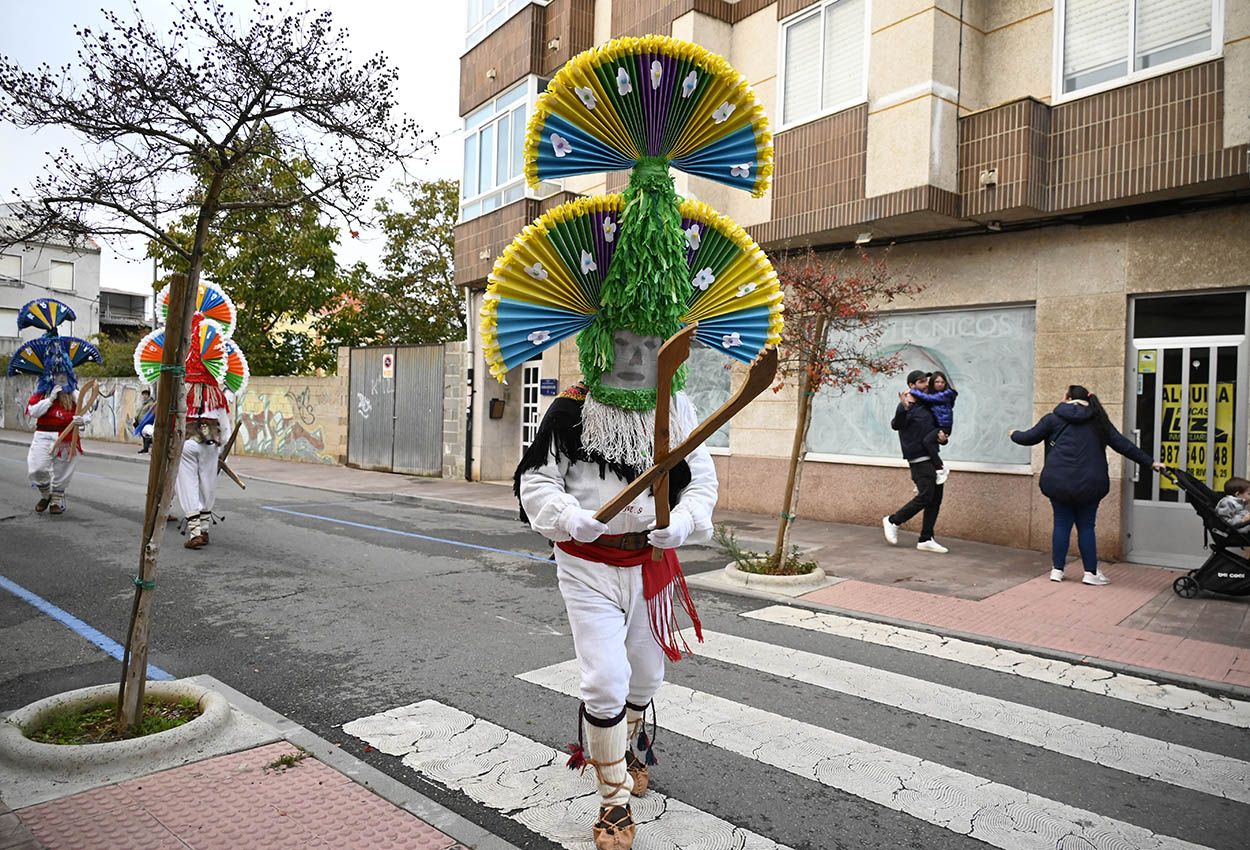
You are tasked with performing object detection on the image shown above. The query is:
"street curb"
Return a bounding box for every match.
[695,585,1250,702]
[185,675,523,850]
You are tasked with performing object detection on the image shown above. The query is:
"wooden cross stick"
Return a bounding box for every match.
[650,325,698,560]
[594,344,779,524]
[217,421,246,490]
[49,379,100,455]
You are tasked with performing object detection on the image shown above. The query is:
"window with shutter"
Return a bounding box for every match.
[1059,0,1220,98]
[781,0,868,128]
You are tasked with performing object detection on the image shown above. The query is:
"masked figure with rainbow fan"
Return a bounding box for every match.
[484,36,781,849]
[134,282,249,549]
[6,299,103,515]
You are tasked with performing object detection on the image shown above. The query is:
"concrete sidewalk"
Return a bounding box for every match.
[0,676,516,850]
[4,428,1248,695]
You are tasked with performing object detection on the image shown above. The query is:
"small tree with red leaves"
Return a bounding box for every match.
[768,248,920,567]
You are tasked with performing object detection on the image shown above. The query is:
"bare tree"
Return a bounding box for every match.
[770,249,919,566]
[0,0,430,731]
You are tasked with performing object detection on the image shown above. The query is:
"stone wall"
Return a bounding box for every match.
[442,341,468,480]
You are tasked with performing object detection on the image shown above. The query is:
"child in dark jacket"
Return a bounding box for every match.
[908,371,958,485]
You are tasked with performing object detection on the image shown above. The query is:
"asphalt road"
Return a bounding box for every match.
[2,442,1247,850]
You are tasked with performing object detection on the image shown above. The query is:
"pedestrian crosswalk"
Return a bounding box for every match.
[342,603,1250,850]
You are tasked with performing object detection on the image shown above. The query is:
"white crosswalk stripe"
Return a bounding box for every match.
[691,629,1250,803]
[519,660,1214,850]
[742,605,1250,728]
[342,699,792,850]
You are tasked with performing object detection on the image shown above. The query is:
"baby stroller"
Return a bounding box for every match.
[1166,468,1250,598]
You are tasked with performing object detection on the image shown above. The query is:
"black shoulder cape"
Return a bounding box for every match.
[512,386,692,524]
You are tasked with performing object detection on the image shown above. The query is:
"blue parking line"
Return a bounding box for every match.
[0,574,174,681]
[261,504,552,563]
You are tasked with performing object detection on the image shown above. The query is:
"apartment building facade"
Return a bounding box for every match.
[455,0,1250,566]
[1,211,102,358]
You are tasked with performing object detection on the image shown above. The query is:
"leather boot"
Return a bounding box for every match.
[592,804,635,850]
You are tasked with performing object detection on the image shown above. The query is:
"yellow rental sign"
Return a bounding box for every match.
[1159,382,1234,491]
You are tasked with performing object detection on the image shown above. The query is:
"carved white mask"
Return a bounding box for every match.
[599,329,661,391]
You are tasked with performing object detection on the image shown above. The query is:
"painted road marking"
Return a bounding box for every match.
[693,630,1248,803]
[742,605,1250,729]
[520,660,1213,850]
[0,574,173,681]
[342,699,791,850]
[261,505,551,563]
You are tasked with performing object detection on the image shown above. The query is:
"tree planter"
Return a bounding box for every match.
[0,682,228,776]
[723,562,827,590]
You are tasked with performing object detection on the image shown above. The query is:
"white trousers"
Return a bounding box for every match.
[556,550,666,721]
[27,431,78,496]
[176,439,220,518]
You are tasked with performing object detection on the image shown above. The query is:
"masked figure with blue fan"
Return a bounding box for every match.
[485,36,781,850]
[6,299,103,514]
[135,281,248,549]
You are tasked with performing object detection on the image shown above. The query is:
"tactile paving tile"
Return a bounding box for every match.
[17,741,461,850]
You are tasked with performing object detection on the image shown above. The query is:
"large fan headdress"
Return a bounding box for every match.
[526,35,772,196]
[486,36,780,410]
[481,194,781,375]
[135,280,246,414]
[6,299,100,394]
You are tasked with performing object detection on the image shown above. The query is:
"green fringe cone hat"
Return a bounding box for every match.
[479,35,783,410]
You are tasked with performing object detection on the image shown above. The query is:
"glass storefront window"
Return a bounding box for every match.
[808,307,1036,465]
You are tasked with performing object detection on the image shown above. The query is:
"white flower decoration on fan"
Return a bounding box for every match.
[730,162,753,178]
[580,250,597,274]
[524,262,548,280]
[712,102,736,123]
[575,86,597,110]
[685,223,701,250]
[550,133,573,158]
[736,282,757,297]
[601,218,617,242]
[528,330,551,345]
[650,60,663,90]
[616,67,632,95]
[722,332,742,349]
[692,267,715,291]
[682,71,698,98]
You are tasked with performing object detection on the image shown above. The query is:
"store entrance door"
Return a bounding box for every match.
[1126,292,1248,567]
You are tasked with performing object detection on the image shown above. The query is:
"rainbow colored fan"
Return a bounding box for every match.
[133,319,228,385]
[481,194,782,379]
[222,340,250,395]
[526,35,772,196]
[7,336,101,376]
[17,298,76,333]
[157,282,237,337]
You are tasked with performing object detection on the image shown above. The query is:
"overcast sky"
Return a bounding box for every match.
[0,0,465,295]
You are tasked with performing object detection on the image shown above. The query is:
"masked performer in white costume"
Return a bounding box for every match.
[483,36,781,849]
[135,283,249,549]
[7,300,103,515]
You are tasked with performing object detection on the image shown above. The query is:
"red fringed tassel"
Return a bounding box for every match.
[645,553,703,662]
[565,742,587,770]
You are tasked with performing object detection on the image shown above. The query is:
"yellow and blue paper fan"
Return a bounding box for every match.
[157,281,238,338]
[17,298,76,334]
[7,336,101,377]
[526,36,773,197]
[480,195,782,379]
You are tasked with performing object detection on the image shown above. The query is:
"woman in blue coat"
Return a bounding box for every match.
[1011,385,1165,585]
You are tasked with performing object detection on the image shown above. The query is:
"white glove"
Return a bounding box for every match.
[51,384,65,398]
[564,507,608,543]
[73,412,92,427]
[648,511,694,550]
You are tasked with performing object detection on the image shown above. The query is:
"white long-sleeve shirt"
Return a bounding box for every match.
[519,392,718,544]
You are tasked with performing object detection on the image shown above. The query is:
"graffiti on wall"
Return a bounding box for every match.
[0,375,346,465]
[235,382,341,464]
